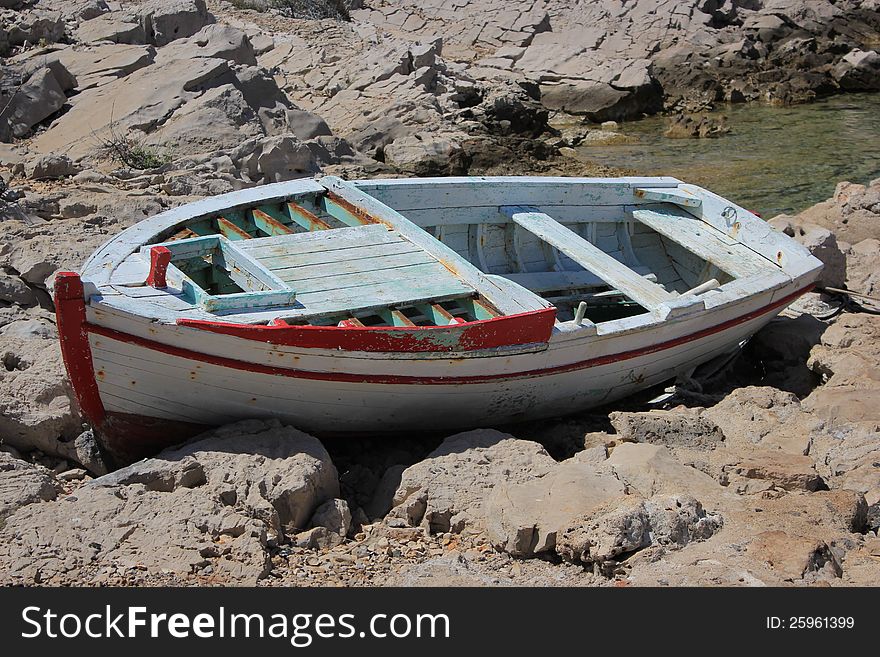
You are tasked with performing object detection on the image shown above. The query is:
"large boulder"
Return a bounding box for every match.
[0,420,339,585]
[0,336,84,462]
[235,135,320,183]
[24,154,81,180]
[832,49,880,91]
[375,429,557,533]
[556,493,722,570]
[1,65,72,140]
[0,453,60,521]
[485,455,627,556]
[141,0,213,47]
[769,218,846,288]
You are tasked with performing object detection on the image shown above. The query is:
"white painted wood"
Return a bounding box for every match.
[504,208,676,310]
[631,205,770,280]
[320,176,551,315]
[633,187,702,207]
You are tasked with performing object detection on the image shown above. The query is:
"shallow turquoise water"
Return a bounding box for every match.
[576,93,880,217]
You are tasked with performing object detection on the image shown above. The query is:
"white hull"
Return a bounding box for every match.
[53,176,822,464]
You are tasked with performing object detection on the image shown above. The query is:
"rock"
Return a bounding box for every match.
[702,386,813,454]
[769,219,846,288]
[97,419,339,533]
[747,531,842,581]
[832,49,880,91]
[235,135,319,183]
[485,458,627,556]
[0,319,57,339]
[285,109,333,140]
[725,449,824,492]
[162,24,256,65]
[2,67,68,140]
[379,429,557,534]
[608,409,724,450]
[867,502,880,534]
[57,468,88,482]
[385,551,510,587]
[0,337,83,463]
[0,420,340,585]
[292,526,338,550]
[746,314,826,399]
[845,238,880,298]
[769,490,868,534]
[53,44,156,90]
[556,494,722,569]
[24,154,81,180]
[0,453,60,520]
[75,12,147,45]
[142,0,213,47]
[29,56,234,159]
[310,498,352,538]
[778,179,880,245]
[0,272,35,306]
[664,113,730,139]
[605,443,725,503]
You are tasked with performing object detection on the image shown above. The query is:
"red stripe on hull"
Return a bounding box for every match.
[54,272,107,428]
[176,307,557,352]
[87,285,813,386]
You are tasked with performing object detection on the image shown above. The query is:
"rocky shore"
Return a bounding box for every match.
[1,1,879,586]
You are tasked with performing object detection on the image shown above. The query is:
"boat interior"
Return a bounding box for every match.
[123,177,777,328]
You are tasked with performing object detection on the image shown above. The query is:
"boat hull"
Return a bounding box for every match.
[63,276,812,465]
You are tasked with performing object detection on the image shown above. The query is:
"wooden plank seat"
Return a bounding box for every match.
[630,205,772,280]
[237,223,477,320]
[501,206,676,310]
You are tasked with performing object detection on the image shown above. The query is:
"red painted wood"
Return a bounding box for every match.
[146,245,171,288]
[54,272,107,428]
[176,307,558,353]
[86,285,813,386]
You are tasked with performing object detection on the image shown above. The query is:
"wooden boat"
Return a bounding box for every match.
[55,176,822,465]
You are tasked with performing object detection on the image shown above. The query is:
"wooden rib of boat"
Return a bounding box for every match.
[54,176,822,465]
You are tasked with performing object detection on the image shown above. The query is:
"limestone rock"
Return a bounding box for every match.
[724,449,824,492]
[0,453,60,520]
[380,429,557,534]
[605,443,725,503]
[0,272,35,306]
[845,238,880,299]
[769,219,846,288]
[75,12,147,45]
[747,531,842,581]
[0,337,83,462]
[2,66,69,139]
[556,494,722,568]
[702,386,813,454]
[609,409,724,450]
[485,459,627,556]
[142,0,213,47]
[235,135,319,183]
[310,498,352,538]
[832,49,880,91]
[0,420,339,585]
[24,154,81,180]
